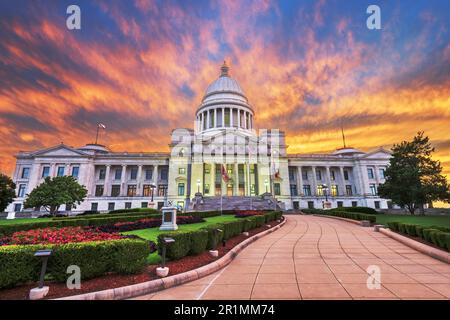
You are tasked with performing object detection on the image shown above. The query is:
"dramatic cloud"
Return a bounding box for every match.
[0,0,449,183]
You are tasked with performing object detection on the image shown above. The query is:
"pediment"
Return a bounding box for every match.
[32,144,88,157]
[361,148,391,159]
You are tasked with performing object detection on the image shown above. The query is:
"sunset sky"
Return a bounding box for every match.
[0,0,449,179]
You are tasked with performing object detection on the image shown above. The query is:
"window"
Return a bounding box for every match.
[379,168,385,179]
[367,168,374,179]
[302,170,308,180]
[98,168,106,180]
[178,168,186,175]
[293,201,299,210]
[14,203,22,212]
[114,168,122,180]
[177,201,184,209]
[352,201,358,207]
[145,169,152,180]
[374,201,380,209]
[330,170,336,181]
[178,183,185,196]
[224,108,230,126]
[108,202,115,211]
[369,184,377,195]
[160,167,168,180]
[95,185,104,197]
[303,185,311,196]
[337,201,343,208]
[158,185,168,196]
[204,184,210,194]
[21,168,30,179]
[345,185,353,196]
[250,184,256,195]
[57,166,65,177]
[18,184,26,197]
[157,202,164,210]
[71,166,79,179]
[42,166,50,178]
[66,204,72,211]
[127,185,137,197]
[316,170,322,180]
[130,168,138,180]
[91,203,98,211]
[290,184,298,196]
[344,170,349,180]
[141,202,148,208]
[274,183,281,196]
[111,185,120,197]
[125,202,132,209]
[307,201,314,209]
[331,185,338,196]
[288,168,296,181]
[316,185,324,196]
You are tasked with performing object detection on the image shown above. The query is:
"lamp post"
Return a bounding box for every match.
[157,237,175,277]
[322,184,329,201]
[150,183,156,202]
[29,249,52,300]
[264,179,268,193]
[197,179,201,193]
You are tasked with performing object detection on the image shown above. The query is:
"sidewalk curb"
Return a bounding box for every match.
[379,228,450,264]
[56,217,287,300]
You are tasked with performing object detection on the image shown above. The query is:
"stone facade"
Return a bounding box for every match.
[6,62,392,214]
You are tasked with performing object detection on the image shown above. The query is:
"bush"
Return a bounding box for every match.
[404,224,418,237]
[0,239,151,288]
[387,221,399,231]
[253,215,266,227]
[201,224,225,250]
[221,220,244,240]
[332,207,379,214]
[415,225,425,238]
[189,230,208,255]
[242,218,257,232]
[108,208,160,215]
[157,232,191,260]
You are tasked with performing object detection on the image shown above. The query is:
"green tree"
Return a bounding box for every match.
[0,173,16,212]
[378,132,450,215]
[24,176,87,215]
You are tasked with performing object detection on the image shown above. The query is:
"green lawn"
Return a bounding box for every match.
[376,214,450,227]
[123,215,239,264]
[0,218,53,225]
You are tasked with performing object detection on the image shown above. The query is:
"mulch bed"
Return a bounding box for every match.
[0,218,284,300]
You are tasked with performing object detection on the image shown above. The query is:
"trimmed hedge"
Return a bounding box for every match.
[0,239,151,289]
[0,213,162,236]
[158,211,283,260]
[302,209,376,223]
[387,221,450,252]
[330,206,379,215]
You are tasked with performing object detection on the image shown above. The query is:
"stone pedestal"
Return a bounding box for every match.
[374,224,384,231]
[6,212,16,220]
[159,206,178,231]
[29,286,49,300]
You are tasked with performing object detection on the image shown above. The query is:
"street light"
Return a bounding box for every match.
[34,249,52,289]
[161,237,175,269]
[322,184,329,201]
[197,179,201,193]
[150,183,156,202]
[264,179,268,193]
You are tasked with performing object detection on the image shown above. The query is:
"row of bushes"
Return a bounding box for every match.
[302,209,376,223]
[0,213,162,236]
[330,206,379,215]
[53,208,161,219]
[0,238,151,289]
[157,211,282,260]
[386,222,450,252]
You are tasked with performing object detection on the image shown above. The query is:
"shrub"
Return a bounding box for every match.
[422,228,438,243]
[404,224,418,237]
[157,232,191,260]
[415,225,425,238]
[221,220,244,240]
[253,215,266,227]
[387,222,399,231]
[332,207,379,214]
[189,230,208,255]
[201,224,225,250]
[0,239,151,288]
[242,218,257,232]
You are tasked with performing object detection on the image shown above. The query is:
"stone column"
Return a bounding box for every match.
[244,112,247,129]
[230,108,234,127]
[339,166,346,196]
[237,109,241,127]
[297,166,303,196]
[222,108,225,127]
[214,109,217,128]
[120,165,127,196]
[50,163,56,177]
[207,110,210,129]
[326,166,332,195]
[103,165,111,196]
[312,166,318,196]
[137,165,143,196]
[153,165,159,197]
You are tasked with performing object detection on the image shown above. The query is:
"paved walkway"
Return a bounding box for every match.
[133,215,450,300]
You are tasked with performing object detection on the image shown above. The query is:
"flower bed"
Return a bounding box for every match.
[234,210,265,218]
[1,227,124,246]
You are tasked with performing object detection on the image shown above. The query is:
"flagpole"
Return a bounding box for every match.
[95,126,99,144]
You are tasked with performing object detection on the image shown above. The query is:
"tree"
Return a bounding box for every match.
[24,176,88,215]
[378,132,450,215]
[0,173,16,212]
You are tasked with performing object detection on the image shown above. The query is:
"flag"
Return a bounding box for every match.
[221,164,230,183]
[98,123,106,129]
[271,158,280,179]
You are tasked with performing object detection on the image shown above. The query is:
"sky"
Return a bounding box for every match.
[0,0,449,180]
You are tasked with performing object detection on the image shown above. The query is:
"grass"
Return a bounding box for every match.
[376,214,450,227]
[123,215,239,264]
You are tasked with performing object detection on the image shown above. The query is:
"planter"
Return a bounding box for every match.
[156,267,169,278]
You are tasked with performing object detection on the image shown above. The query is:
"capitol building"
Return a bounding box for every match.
[6,62,392,215]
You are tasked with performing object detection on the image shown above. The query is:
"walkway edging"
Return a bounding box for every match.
[56,217,287,300]
[379,227,450,264]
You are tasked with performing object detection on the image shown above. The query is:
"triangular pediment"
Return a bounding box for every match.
[361,147,392,159]
[31,144,88,157]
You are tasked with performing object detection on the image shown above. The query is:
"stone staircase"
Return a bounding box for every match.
[189,195,283,211]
